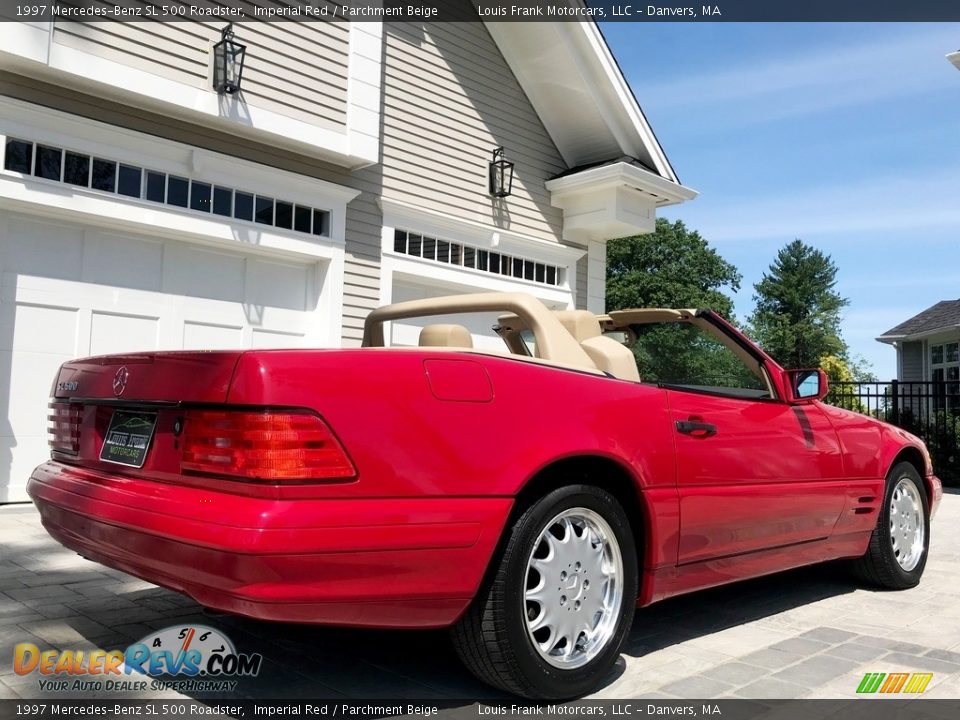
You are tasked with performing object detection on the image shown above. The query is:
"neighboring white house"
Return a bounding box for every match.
[877,300,960,413]
[0,5,695,501]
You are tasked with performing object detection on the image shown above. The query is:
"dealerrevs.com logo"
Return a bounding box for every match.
[13,625,262,693]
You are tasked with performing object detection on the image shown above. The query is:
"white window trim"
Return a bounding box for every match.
[377,200,582,312]
[0,21,382,169]
[0,97,361,347]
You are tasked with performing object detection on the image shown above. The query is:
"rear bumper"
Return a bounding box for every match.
[27,461,512,628]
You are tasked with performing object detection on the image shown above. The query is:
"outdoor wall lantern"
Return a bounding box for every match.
[488,146,515,198]
[212,24,247,95]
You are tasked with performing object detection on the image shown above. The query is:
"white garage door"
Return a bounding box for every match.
[0,213,324,502]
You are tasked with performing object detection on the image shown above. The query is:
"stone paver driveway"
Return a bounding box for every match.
[2,491,959,701]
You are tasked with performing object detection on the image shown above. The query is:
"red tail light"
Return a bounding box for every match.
[48,402,83,454]
[180,410,356,481]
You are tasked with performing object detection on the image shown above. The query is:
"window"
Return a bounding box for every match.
[391,229,564,288]
[930,342,960,411]
[2,137,332,237]
[629,322,769,398]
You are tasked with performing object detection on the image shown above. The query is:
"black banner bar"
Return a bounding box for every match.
[4,1,960,23]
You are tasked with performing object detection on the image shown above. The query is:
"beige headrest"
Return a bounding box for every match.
[581,335,640,382]
[554,310,601,342]
[418,324,474,348]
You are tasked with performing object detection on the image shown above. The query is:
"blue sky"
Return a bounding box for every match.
[601,23,960,378]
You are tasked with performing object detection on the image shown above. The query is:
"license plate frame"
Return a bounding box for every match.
[99,410,158,468]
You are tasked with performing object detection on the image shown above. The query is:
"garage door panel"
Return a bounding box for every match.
[246,259,313,312]
[252,328,306,349]
[2,302,79,354]
[82,231,163,292]
[5,217,83,281]
[162,245,247,304]
[1,212,327,502]
[89,312,159,356]
[183,321,243,350]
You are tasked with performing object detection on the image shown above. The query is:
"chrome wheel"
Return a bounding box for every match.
[890,476,925,572]
[523,507,624,669]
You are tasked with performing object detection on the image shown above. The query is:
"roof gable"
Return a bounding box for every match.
[483,19,679,184]
[879,300,960,340]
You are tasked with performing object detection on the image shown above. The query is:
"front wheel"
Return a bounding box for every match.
[853,461,930,589]
[451,485,638,699]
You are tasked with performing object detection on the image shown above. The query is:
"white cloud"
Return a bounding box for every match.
[638,27,960,124]
[666,167,960,243]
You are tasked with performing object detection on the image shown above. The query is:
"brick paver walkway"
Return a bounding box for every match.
[2,492,959,700]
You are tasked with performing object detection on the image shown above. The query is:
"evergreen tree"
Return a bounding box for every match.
[748,239,848,368]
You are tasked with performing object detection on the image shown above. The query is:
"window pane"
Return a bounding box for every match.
[255,196,273,225]
[947,343,959,363]
[546,266,557,285]
[949,366,960,381]
[234,192,253,221]
[408,234,422,257]
[4,138,32,173]
[489,252,500,274]
[463,246,475,268]
[535,263,545,283]
[477,250,488,271]
[212,186,232,216]
[422,236,436,260]
[63,152,89,187]
[451,243,461,265]
[189,182,211,212]
[34,145,62,180]
[437,240,449,263]
[117,164,139,197]
[146,171,166,202]
[632,322,767,392]
[294,205,311,233]
[524,260,535,281]
[511,257,523,278]
[275,201,293,229]
[393,229,407,253]
[932,345,944,365]
[167,175,188,208]
[312,210,328,236]
[94,159,119,193]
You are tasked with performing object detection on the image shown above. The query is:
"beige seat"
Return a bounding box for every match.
[555,310,639,382]
[418,324,474,349]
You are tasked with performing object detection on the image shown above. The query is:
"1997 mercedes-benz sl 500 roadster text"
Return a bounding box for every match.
[29,292,941,698]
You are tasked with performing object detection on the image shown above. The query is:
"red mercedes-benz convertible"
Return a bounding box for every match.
[29,292,941,698]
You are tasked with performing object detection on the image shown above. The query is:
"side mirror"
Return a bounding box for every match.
[785,368,829,403]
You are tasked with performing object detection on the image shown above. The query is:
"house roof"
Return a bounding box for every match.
[878,300,960,342]
[483,18,681,185]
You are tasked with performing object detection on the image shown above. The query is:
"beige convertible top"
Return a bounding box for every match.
[361,291,764,386]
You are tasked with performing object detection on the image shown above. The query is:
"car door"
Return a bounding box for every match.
[629,320,846,565]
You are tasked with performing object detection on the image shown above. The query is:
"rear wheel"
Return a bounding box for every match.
[451,485,637,699]
[853,461,929,589]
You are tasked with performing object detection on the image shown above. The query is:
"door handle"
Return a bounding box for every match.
[675,419,717,438]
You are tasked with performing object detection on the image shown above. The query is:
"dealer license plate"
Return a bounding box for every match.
[99,410,158,468]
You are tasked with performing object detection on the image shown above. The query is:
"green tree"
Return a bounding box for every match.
[606,219,747,387]
[747,239,848,369]
[606,218,741,317]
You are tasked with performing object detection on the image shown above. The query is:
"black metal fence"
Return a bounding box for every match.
[827,380,960,485]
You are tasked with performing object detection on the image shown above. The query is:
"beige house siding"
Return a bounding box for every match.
[901,341,924,382]
[379,18,566,243]
[52,4,350,131]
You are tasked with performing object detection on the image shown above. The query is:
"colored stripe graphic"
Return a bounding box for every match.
[857,672,885,693]
[903,673,933,693]
[880,672,910,693]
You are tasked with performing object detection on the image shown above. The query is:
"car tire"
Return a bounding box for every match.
[451,484,638,699]
[853,461,929,589]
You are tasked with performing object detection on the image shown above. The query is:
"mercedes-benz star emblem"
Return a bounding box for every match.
[113,366,129,397]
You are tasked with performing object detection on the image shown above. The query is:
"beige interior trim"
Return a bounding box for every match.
[362,292,594,368]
